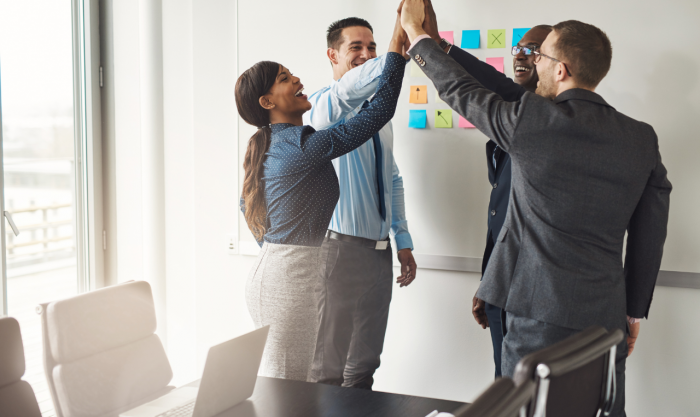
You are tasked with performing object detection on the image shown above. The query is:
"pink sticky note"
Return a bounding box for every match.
[439,31,454,45]
[486,57,504,73]
[459,116,475,128]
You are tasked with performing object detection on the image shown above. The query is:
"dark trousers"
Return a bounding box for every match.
[482,232,504,378]
[310,236,393,390]
[484,302,504,378]
[502,312,628,417]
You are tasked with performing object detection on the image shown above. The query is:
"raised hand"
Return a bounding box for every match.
[400,0,427,41]
[389,4,408,55]
[422,0,441,42]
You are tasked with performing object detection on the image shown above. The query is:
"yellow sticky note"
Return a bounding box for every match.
[435,91,445,104]
[409,85,428,104]
[410,60,427,77]
[435,109,453,128]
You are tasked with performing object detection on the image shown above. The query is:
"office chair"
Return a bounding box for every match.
[37,280,174,417]
[0,316,42,417]
[452,377,537,417]
[513,326,624,417]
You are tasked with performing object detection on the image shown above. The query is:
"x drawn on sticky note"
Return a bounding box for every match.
[410,60,427,77]
[409,85,428,104]
[486,57,504,73]
[487,29,506,49]
[461,30,480,49]
[512,28,531,46]
[435,109,453,128]
[439,31,454,45]
[459,116,475,128]
[409,110,427,128]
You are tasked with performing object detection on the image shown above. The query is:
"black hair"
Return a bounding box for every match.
[326,17,373,50]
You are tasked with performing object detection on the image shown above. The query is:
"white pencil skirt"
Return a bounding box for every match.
[245,241,321,382]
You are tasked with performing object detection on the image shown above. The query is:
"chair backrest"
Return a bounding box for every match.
[38,280,174,417]
[0,317,42,417]
[513,326,624,417]
[453,377,536,417]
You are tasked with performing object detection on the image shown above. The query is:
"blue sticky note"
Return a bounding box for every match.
[408,110,427,129]
[461,30,480,49]
[512,28,531,46]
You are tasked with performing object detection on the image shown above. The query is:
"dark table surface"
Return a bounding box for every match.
[213,376,467,417]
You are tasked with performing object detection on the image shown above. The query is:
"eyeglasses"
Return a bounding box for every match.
[511,45,538,56]
[532,50,573,77]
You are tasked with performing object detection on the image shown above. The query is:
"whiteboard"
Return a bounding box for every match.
[237,0,700,275]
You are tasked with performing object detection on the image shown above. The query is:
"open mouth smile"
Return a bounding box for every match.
[515,65,532,76]
[294,85,306,99]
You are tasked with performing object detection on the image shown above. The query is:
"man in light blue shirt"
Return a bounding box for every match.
[303,17,417,390]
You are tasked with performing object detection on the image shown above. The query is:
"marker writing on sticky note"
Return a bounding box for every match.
[512,28,531,46]
[461,30,480,49]
[459,116,475,128]
[487,29,506,49]
[439,31,454,45]
[486,57,504,73]
[435,109,453,128]
[409,85,428,104]
[409,110,427,129]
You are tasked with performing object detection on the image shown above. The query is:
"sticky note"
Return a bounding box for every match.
[435,109,453,128]
[460,30,480,49]
[410,60,427,77]
[439,31,454,45]
[512,28,531,46]
[486,57,504,73]
[435,91,445,104]
[409,85,428,104]
[409,110,427,128]
[487,29,506,49]
[459,116,475,128]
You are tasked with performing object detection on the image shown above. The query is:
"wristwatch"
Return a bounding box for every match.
[438,38,452,53]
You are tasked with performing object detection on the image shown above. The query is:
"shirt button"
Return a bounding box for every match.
[491,210,496,216]
[493,183,498,189]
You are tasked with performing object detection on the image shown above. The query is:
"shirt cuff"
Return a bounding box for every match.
[394,233,414,252]
[407,34,433,54]
[627,316,642,324]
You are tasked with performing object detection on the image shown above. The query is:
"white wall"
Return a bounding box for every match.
[107,0,700,415]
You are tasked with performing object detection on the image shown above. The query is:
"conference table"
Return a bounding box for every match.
[211,376,468,417]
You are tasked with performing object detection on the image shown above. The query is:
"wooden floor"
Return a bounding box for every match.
[7,265,78,417]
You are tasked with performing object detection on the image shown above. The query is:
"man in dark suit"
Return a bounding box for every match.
[401,2,672,416]
[417,6,552,377]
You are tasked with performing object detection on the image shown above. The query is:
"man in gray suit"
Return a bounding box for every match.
[400,2,672,415]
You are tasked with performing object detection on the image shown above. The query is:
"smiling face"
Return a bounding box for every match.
[328,26,377,80]
[260,65,312,124]
[535,32,560,100]
[513,27,551,91]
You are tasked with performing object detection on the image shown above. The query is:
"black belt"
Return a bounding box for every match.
[326,230,390,250]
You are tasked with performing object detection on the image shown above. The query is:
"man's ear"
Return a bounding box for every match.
[259,95,275,110]
[327,48,339,66]
[555,62,567,82]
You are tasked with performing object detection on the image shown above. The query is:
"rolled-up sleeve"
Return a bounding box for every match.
[390,158,414,251]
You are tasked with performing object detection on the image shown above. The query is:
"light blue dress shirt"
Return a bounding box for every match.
[303,54,414,251]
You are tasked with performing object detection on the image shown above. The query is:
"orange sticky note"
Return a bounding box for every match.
[459,116,476,128]
[409,85,428,104]
[486,57,504,73]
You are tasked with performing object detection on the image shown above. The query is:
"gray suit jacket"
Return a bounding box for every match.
[411,38,672,332]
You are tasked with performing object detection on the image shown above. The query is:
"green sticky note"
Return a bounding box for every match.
[487,29,506,49]
[435,91,445,104]
[410,60,427,77]
[435,109,453,128]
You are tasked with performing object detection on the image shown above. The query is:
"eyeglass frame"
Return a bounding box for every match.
[510,45,539,56]
[532,50,573,77]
